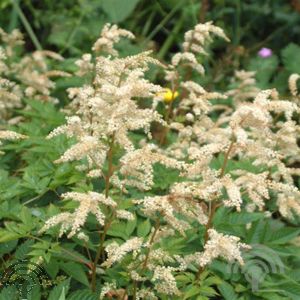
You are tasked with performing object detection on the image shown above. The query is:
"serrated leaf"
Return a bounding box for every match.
[125,215,137,236]
[48,279,70,300]
[137,219,151,237]
[0,286,18,300]
[0,240,18,256]
[67,289,98,300]
[59,262,89,287]
[218,282,238,300]
[199,286,218,297]
[27,285,41,300]
[246,220,268,244]
[107,222,129,239]
[281,43,300,73]
[268,227,300,244]
[278,282,300,300]
[0,229,21,242]
[249,55,278,88]
[101,0,140,22]
[183,285,201,299]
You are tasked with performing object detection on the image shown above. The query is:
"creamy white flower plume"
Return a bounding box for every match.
[102,237,143,267]
[199,229,250,267]
[93,23,134,55]
[40,191,116,238]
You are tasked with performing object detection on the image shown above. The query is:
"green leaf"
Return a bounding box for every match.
[137,219,151,237]
[227,212,264,225]
[48,279,70,300]
[249,55,278,88]
[281,43,300,73]
[107,222,129,239]
[101,0,140,22]
[67,289,98,300]
[198,286,218,297]
[176,273,193,285]
[59,262,89,287]
[204,276,223,286]
[0,240,18,256]
[218,282,238,300]
[27,285,41,300]
[246,220,268,244]
[183,285,201,299]
[44,259,60,279]
[125,215,137,236]
[153,164,181,192]
[278,282,300,300]
[15,240,34,260]
[0,286,18,300]
[268,227,300,244]
[21,99,65,126]
[0,229,21,242]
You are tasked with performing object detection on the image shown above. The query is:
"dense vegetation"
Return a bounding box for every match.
[0,1,300,299]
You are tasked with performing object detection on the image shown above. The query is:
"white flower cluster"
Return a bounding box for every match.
[135,193,208,235]
[162,22,230,159]
[289,73,300,103]
[136,289,158,300]
[152,266,180,296]
[172,170,243,211]
[168,86,300,215]
[0,30,23,119]
[180,80,227,115]
[126,245,187,297]
[169,22,229,78]
[201,229,251,266]
[233,170,270,210]
[47,24,177,196]
[40,191,116,238]
[102,237,143,268]
[99,281,117,300]
[227,70,260,105]
[0,28,69,120]
[37,21,300,298]
[268,181,300,219]
[183,21,230,54]
[0,130,26,154]
[0,130,26,141]
[15,50,70,104]
[0,28,23,56]
[92,23,134,55]
[113,144,184,191]
[186,229,250,267]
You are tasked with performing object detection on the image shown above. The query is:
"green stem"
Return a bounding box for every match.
[60,12,84,54]
[196,140,235,280]
[157,12,185,60]
[8,0,19,31]
[132,218,160,300]
[141,218,160,270]
[220,140,235,177]
[11,0,42,50]
[90,218,113,291]
[90,135,115,292]
[105,135,115,198]
[142,0,184,49]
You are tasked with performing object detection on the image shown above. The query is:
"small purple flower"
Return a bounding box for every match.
[258,47,272,58]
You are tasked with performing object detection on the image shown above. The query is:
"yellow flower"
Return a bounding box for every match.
[158,88,179,103]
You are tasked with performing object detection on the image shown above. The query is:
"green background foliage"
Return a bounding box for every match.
[0,1,300,299]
